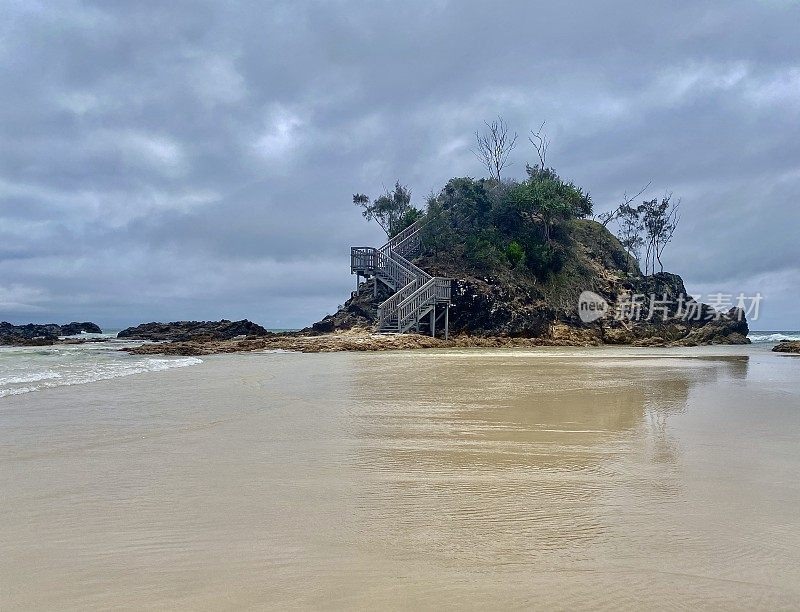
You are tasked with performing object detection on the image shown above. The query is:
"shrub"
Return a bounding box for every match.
[505,240,525,267]
[506,166,593,242]
[416,170,586,279]
[521,233,565,279]
[464,234,502,271]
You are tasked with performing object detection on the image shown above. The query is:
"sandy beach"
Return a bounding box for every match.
[2,344,799,609]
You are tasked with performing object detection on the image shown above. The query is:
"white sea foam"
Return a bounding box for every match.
[748,332,800,343]
[0,349,202,399]
[0,386,38,397]
[0,370,62,385]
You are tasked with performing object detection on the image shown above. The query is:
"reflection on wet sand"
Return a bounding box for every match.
[347,353,701,562]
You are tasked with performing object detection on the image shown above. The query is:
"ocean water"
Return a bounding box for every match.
[748,330,800,343]
[0,337,201,398]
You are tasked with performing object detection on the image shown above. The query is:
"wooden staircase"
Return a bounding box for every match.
[351,220,452,337]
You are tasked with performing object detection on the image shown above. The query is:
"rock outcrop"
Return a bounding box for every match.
[309,284,392,334]
[773,341,800,354]
[117,319,271,342]
[0,321,103,346]
[60,322,103,336]
[123,327,619,356]
[312,219,750,346]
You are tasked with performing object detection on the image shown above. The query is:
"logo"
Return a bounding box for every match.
[578,291,609,323]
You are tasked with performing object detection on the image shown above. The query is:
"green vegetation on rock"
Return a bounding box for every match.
[420,166,593,284]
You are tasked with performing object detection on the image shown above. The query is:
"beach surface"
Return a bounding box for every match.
[2,345,799,609]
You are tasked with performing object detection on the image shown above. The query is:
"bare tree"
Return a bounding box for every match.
[528,121,550,169]
[596,209,614,227]
[473,116,517,182]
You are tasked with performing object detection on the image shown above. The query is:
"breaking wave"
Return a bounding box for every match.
[0,352,202,399]
[0,370,62,385]
[748,332,800,343]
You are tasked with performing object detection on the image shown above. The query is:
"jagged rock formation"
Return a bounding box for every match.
[310,284,392,334]
[313,219,749,346]
[117,319,271,342]
[0,321,102,346]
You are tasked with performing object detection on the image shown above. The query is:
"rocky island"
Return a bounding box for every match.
[125,167,749,357]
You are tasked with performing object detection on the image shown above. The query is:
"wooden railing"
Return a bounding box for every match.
[389,251,430,283]
[375,250,416,289]
[351,220,424,275]
[350,217,451,335]
[376,253,431,324]
[377,279,419,326]
[395,277,451,332]
[350,247,375,273]
[385,219,424,257]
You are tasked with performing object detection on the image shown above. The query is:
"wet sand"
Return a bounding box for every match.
[2,345,799,609]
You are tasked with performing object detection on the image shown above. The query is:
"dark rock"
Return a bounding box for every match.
[306,283,390,334]
[448,277,553,337]
[773,341,800,354]
[1,321,103,346]
[672,308,750,345]
[60,322,103,336]
[117,319,271,342]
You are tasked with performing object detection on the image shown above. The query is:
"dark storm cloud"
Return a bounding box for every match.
[1,0,798,328]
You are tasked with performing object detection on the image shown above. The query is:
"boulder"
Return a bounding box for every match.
[307,284,384,334]
[773,341,800,354]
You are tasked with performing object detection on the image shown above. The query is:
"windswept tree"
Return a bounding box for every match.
[641,194,680,275]
[353,181,421,238]
[597,182,651,227]
[606,191,680,274]
[616,203,645,263]
[473,116,517,182]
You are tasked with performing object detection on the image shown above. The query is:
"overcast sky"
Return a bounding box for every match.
[1,0,798,329]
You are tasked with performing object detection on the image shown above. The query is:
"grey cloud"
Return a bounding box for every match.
[1,0,798,328]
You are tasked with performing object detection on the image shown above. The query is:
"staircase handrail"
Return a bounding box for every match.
[396,277,450,309]
[382,218,424,251]
[375,249,416,288]
[393,277,451,332]
[396,278,437,332]
[376,252,432,325]
[377,279,420,326]
[389,251,431,283]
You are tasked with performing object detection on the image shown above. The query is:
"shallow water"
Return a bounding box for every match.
[1,346,799,609]
[0,341,201,398]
